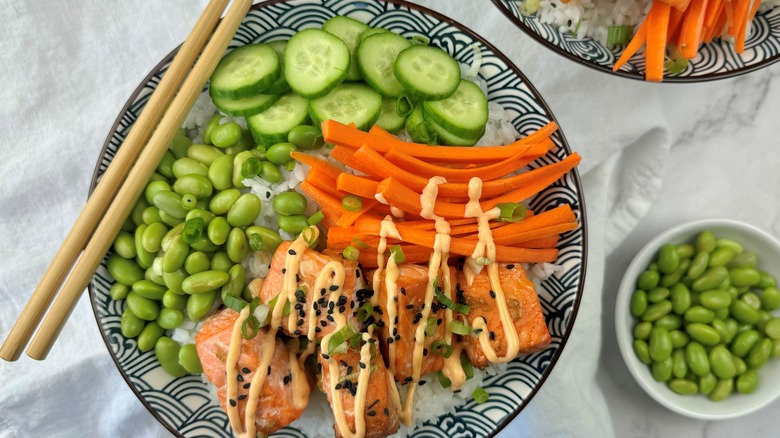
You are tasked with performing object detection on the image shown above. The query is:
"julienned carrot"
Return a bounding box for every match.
[383,147,537,183]
[516,235,560,249]
[613,21,647,72]
[336,173,379,198]
[300,181,343,220]
[473,204,576,240]
[679,0,709,59]
[368,125,400,139]
[355,244,435,268]
[667,7,686,43]
[322,119,559,164]
[661,0,693,11]
[728,0,750,37]
[736,0,759,52]
[705,0,724,28]
[491,222,578,246]
[336,199,379,228]
[647,2,671,81]
[306,169,349,199]
[449,221,508,236]
[290,151,342,180]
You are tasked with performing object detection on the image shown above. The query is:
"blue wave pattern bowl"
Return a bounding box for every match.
[89,0,587,436]
[491,0,780,82]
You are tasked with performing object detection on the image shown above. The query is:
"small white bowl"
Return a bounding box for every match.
[615,218,780,420]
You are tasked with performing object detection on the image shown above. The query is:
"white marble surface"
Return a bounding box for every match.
[1,0,780,437]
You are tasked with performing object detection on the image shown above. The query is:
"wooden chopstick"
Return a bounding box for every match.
[0,0,231,362]
[22,0,253,361]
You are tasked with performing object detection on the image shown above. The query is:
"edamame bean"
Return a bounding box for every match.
[729,267,760,287]
[188,144,224,166]
[709,345,736,379]
[232,151,255,188]
[727,251,758,268]
[661,258,690,288]
[670,283,691,315]
[634,339,652,364]
[278,214,309,234]
[684,306,715,324]
[133,224,154,268]
[692,266,728,291]
[121,308,146,338]
[169,130,192,159]
[189,237,220,253]
[158,209,184,227]
[760,287,780,311]
[763,318,780,339]
[210,251,233,272]
[144,180,172,205]
[649,327,673,361]
[227,227,249,263]
[655,314,682,331]
[669,379,697,395]
[633,321,653,340]
[109,283,130,301]
[266,142,297,165]
[185,251,211,275]
[206,216,231,246]
[658,244,680,274]
[221,264,245,299]
[651,357,673,382]
[647,287,670,303]
[113,231,137,259]
[227,193,262,227]
[178,343,204,374]
[153,190,188,219]
[772,339,780,358]
[741,292,761,310]
[747,338,772,368]
[156,151,176,179]
[731,329,760,357]
[672,349,688,378]
[642,300,672,322]
[670,330,689,348]
[757,271,777,289]
[131,198,150,226]
[260,161,283,183]
[145,261,166,286]
[140,222,167,253]
[210,188,241,215]
[699,290,731,310]
[245,226,283,252]
[697,231,716,253]
[137,321,165,352]
[730,300,759,324]
[173,174,213,199]
[126,292,160,321]
[686,323,720,345]
[163,268,187,295]
[131,279,167,300]
[736,369,758,394]
[732,354,747,375]
[172,157,209,178]
[709,378,733,401]
[157,308,185,330]
[711,319,732,344]
[630,290,648,318]
[162,235,189,273]
[685,342,711,376]
[288,125,324,150]
[187,291,217,320]
[208,154,234,191]
[687,252,710,280]
[185,208,216,226]
[155,336,188,377]
[715,238,742,254]
[210,122,242,148]
[108,254,145,286]
[676,243,695,259]
[142,206,163,225]
[708,247,735,267]
[273,191,308,216]
[162,290,187,310]
[637,270,660,290]
[182,270,230,294]
[698,373,716,395]
[202,115,222,145]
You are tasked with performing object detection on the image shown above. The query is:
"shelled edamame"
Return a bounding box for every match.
[630,231,780,400]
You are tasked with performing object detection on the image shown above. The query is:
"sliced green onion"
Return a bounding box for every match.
[330,341,348,356]
[472,387,489,404]
[241,315,259,339]
[390,245,405,264]
[267,293,291,316]
[181,217,205,244]
[328,324,357,355]
[181,194,198,211]
[248,233,264,251]
[606,25,633,46]
[357,302,374,323]
[396,94,414,117]
[448,319,472,335]
[223,294,249,312]
[342,195,363,212]
[432,275,439,290]
[461,352,474,380]
[407,121,437,145]
[664,45,689,75]
[326,143,335,150]
[411,35,429,45]
[430,340,453,358]
[572,18,582,38]
[437,370,452,388]
[302,226,317,247]
[241,156,262,178]
[424,317,438,337]
[307,211,325,225]
[348,332,363,349]
[435,289,470,314]
[497,202,526,223]
[475,257,492,266]
[343,245,360,261]
[352,237,371,250]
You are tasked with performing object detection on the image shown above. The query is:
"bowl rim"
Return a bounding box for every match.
[489,0,780,84]
[615,218,780,420]
[87,0,589,436]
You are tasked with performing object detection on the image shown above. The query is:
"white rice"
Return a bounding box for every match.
[174,83,557,435]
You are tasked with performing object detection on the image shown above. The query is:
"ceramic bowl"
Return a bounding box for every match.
[615,218,780,419]
[88,0,588,436]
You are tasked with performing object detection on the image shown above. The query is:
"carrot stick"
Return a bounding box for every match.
[449,221,508,236]
[368,125,400,139]
[491,222,578,246]
[725,0,735,31]
[667,7,686,43]
[736,0,759,52]
[728,0,750,36]
[706,7,727,42]
[299,181,343,220]
[613,21,648,72]
[647,2,671,81]
[475,205,576,240]
[306,169,349,199]
[515,235,560,249]
[322,119,559,164]
[678,0,709,59]
[383,147,536,183]
[748,0,761,22]
[336,199,379,228]
[355,244,434,268]
[336,173,379,198]
[705,0,724,28]
[290,151,343,180]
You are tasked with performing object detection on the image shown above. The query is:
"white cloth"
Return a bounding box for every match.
[0,1,680,437]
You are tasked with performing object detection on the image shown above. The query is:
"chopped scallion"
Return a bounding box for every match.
[475,256,492,266]
[497,202,526,223]
[424,317,438,337]
[342,195,363,212]
[435,289,470,314]
[223,294,248,313]
[328,324,357,354]
[390,245,405,264]
[241,314,259,339]
[248,233,264,251]
[181,217,205,244]
[437,371,452,388]
[430,340,453,358]
[447,319,472,335]
[343,245,360,261]
[307,211,325,225]
[302,226,317,247]
[411,35,429,45]
[461,352,474,380]
[664,45,689,75]
[606,25,633,46]
[241,156,262,178]
[396,94,413,117]
[351,237,371,250]
[357,302,374,323]
[472,387,489,404]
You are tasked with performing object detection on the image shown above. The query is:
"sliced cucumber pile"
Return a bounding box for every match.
[208,18,490,147]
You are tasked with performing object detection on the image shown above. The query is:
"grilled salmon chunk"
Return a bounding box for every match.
[456,263,551,368]
[195,308,309,435]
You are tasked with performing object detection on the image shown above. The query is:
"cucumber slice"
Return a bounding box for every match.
[246,93,309,145]
[322,16,370,82]
[427,116,480,147]
[394,45,461,100]
[284,29,350,99]
[374,97,407,133]
[357,32,411,98]
[210,44,281,99]
[357,27,387,45]
[422,80,488,139]
[210,92,279,117]
[309,83,382,131]
[265,40,291,95]
[405,102,437,145]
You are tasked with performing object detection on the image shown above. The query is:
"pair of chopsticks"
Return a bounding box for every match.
[0,0,253,362]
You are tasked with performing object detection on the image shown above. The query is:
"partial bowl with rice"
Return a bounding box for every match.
[89,0,588,437]
[491,0,780,82]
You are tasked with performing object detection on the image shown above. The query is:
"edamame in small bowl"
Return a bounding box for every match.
[615,219,780,420]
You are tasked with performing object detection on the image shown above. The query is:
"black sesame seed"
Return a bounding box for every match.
[413,313,422,324]
[367,411,376,417]
[356,269,361,278]
[321,320,328,327]
[322,353,330,360]
[437,318,443,326]
[350,386,357,396]
[243,383,251,389]
[329,301,335,310]
[400,287,406,295]
[330,285,339,291]
[283,374,292,385]
[507,264,515,270]
[405,304,414,309]
[474,328,483,335]
[392,327,398,336]
[242,367,250,374]
[293,329,302,336]
[384,408,390,415]
[267,366,271,375]
[350,301,355,309]
[315,309,322,316]
[229,399,237,407]
[238,394,247,401]
[387,337,394,344]
[490,331,496,341]
[418,380,426,386]
[297,318,304,326]
[489,290,496,299]
[395,334,400,341]
[294,303,303,310]
[296,274,300,282]
[282,268,287,274]
[335,382,342,390]
[237,374,244,382]
[423,348,429,356]
[339,306,346,313]
[315,327,322,333]
[321,288,327,296]
[376,320,385,327]
[340,359,349,367]
[359,361,366,369]
[266,192,271,199]
[288,249,296,255]
[347,366,353,375]
[404,376,413,383]
[327,314,334,322]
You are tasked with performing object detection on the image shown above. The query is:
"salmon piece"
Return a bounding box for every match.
[370,264,452,382]
[257,241,368,340]
[318,339,401,438]
[456,264,551,368]
[195,308,309,435]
